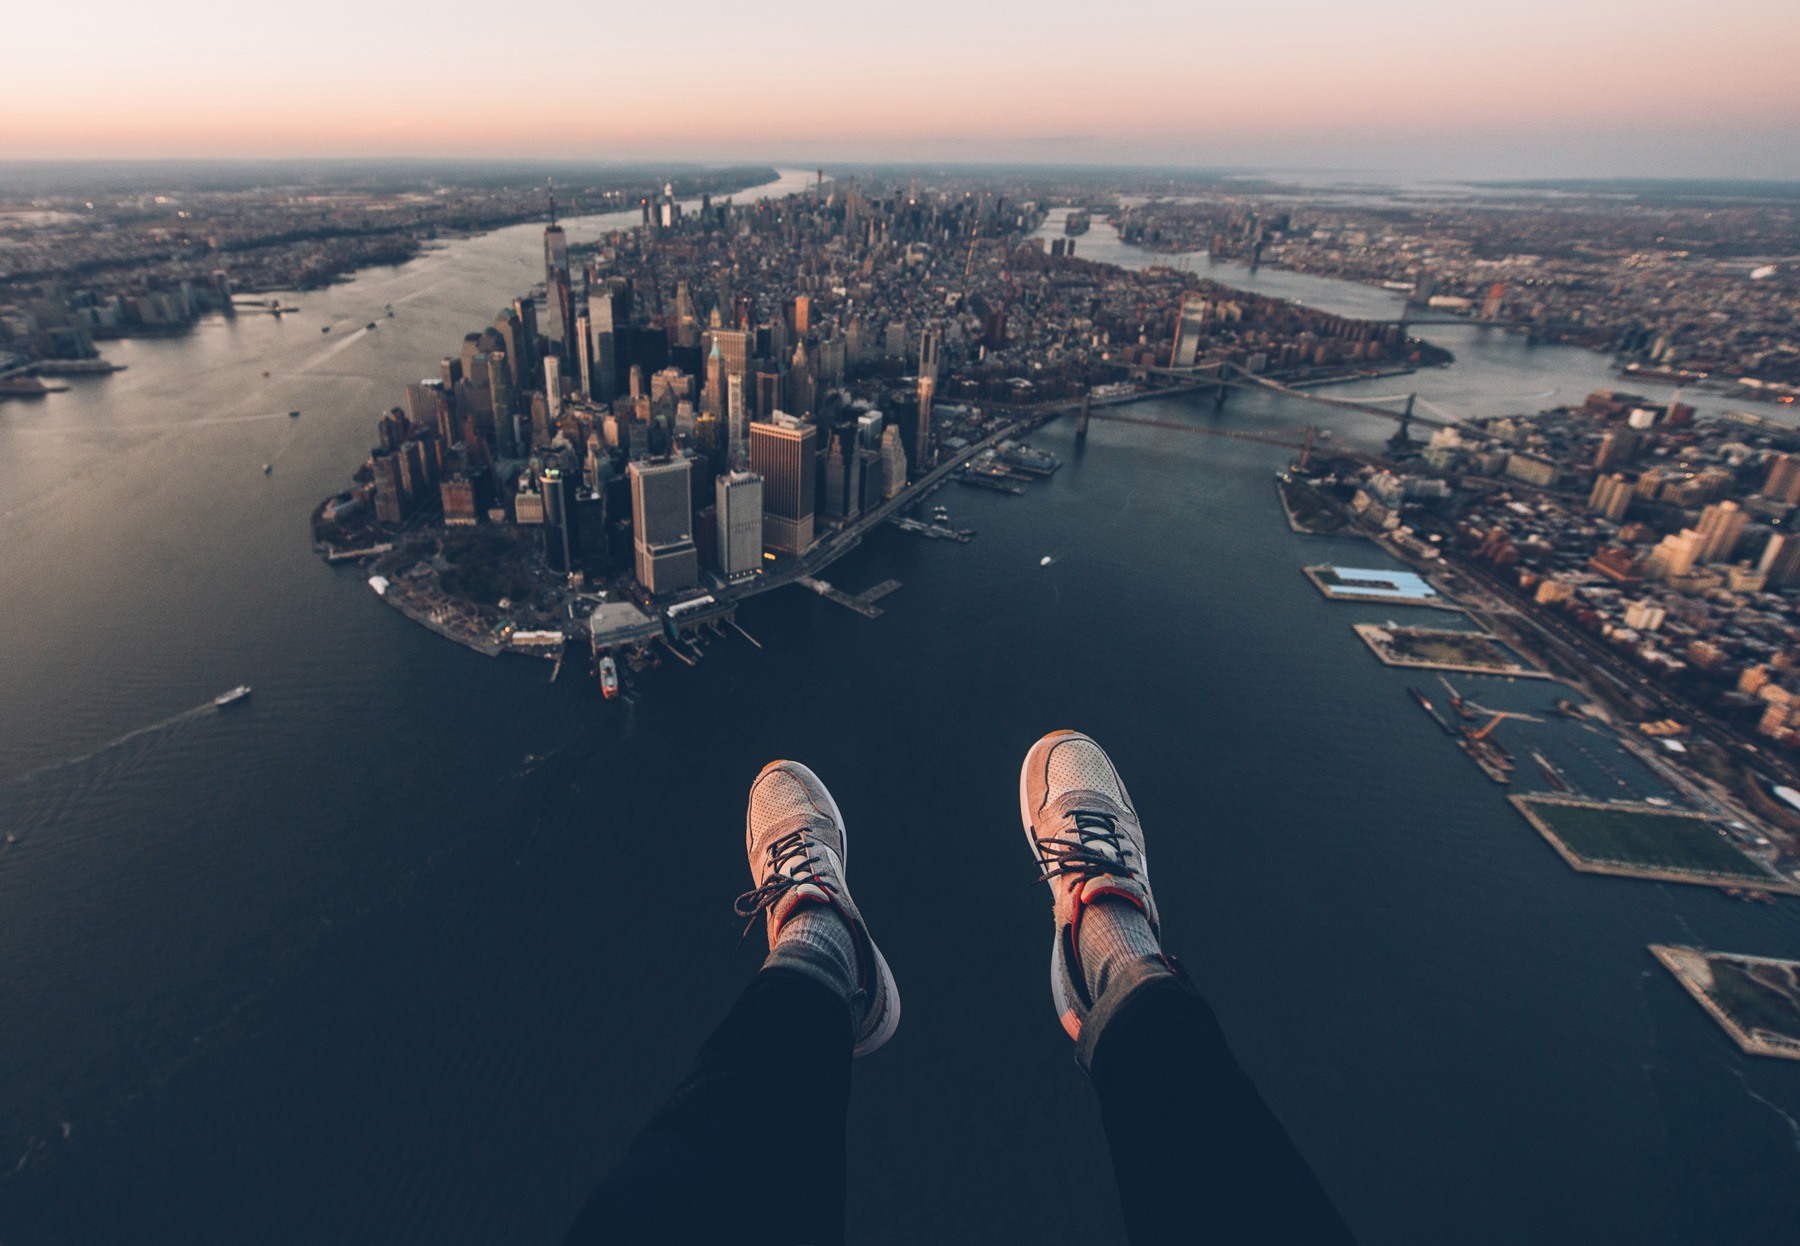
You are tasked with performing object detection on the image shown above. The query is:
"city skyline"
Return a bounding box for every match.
[3,0,1798,178]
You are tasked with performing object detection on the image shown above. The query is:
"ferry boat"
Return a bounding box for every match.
[214,685,252,708]
[599,655,620,700]
[1064,210,1090,236]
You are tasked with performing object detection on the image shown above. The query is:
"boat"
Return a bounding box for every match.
[1458,738,1511,784]
[262,463,272,474]
[1040,556,1053,567]
[214,685,252,708]
[1407,686,1457,735]
[1065,210,1091,236]
[366,321,377,330]
[321,326,330,333]
[599,655,620,700]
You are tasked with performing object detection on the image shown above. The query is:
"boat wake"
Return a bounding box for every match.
[14,701,218,782]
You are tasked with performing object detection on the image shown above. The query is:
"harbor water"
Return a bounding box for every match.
[3,180,1799,1244]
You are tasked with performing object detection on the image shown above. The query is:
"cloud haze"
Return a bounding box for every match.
[3,0,1796,177]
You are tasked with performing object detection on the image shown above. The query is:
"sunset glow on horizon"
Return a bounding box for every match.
[4,0,1798,176]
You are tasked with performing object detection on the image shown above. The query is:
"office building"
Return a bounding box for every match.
[372,452,408,524]
[716,470,765,579]
[1587,472,1634,523]
[629,457,699,594]
[1695,500,1747,563]
[1594,427,1641,471]
[542,467,578,575]
[877,426,907,500]
[915,376,935,474]
[749,415,816,555]
[1759,533,1800,587]
[1172,293,1209,367]
[1765,454,1800,506]
[918,326,940,381]
[545,356,562,423]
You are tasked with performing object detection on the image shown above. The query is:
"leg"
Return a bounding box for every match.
[1019,731,1355,1245]
[564,760,901,1246]
[563,967,851,1246]
[1089,971,1356,1245]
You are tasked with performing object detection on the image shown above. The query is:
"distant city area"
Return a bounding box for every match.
[303,173,1443,680]
[0,163,777,393]
[1097,183,1800,391]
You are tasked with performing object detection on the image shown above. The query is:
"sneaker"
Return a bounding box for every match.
[1018,730,1163,1042]
[736,760,901,1057]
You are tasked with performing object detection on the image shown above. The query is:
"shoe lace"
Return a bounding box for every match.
[1034,810,1136,888]
[734,827,833,945]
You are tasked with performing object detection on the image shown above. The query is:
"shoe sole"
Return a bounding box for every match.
[1018,732,1086,1041]
[758,760,903,1057]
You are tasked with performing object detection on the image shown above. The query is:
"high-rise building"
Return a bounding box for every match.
[543,182,570,348]
[1587,472,1634,523]
[1695,500,1747,563]
[789,342,813,418]
[574,314,592,399]
[1645,529,1705,581]
[628,457,698,594]
[494,309,524,388]
[372,452,408,524]
[727,373,748,459]
[716,470,765,579]
[749,415,816,555]
[542,467,578,576]
[1172,294,1209,367]
[823,432,863,521]
[918,326,940,382]
[1594,427,1641,471]
[545,356,562,424]
[1764,454,1800,506]
[914,376,935,474]
[589,288,618,402]
[487,352,517,457]
[877,426,907,499]
[1760,533,1800,587]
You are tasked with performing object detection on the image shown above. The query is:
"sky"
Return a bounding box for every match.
[3,0,1797,179]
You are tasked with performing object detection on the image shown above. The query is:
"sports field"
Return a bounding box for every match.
[1512,796,1784,887]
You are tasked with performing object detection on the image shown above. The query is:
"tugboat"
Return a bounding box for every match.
[599,655,620,700]
[366,321,377,330]
[214,685,252,709]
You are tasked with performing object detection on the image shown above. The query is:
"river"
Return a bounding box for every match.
[2,175,1798,1245]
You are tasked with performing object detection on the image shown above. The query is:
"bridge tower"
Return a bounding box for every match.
[1076,388,1090,448]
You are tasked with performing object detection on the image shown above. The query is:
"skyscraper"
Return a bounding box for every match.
[545,356,562,424]
[1172,294,1209,367]
[541,467,579,576]
[918,325,940,382]
[1695,500,1747,563]
[716,470,765,579]
[1764,454,1800,506]
[543,180,569,349]
[877,426,907,500]
[749,415,816,555]
[628,457,699,594]
[487,352,517,457]
[914,376,935,474]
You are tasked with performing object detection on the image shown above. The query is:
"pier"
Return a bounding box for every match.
[797,576,901,618]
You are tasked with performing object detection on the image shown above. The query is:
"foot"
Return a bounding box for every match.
[735,760,901,1057]
[1019,731,1167,1042]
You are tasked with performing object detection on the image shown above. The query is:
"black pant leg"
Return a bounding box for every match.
[1089,975,1357,1245]
[564,968,854,1246]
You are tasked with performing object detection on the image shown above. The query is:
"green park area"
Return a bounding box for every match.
[1514,796,1781,885]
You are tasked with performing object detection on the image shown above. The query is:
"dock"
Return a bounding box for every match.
[797,576,901,618]
[890,516,976,542]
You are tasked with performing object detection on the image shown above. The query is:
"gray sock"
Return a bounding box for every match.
[1078,898,1163,1001]
[763,902,861,1003]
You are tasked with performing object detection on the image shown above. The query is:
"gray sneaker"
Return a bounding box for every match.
[736,760,901,1057]
[1019,730,1163,1042]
